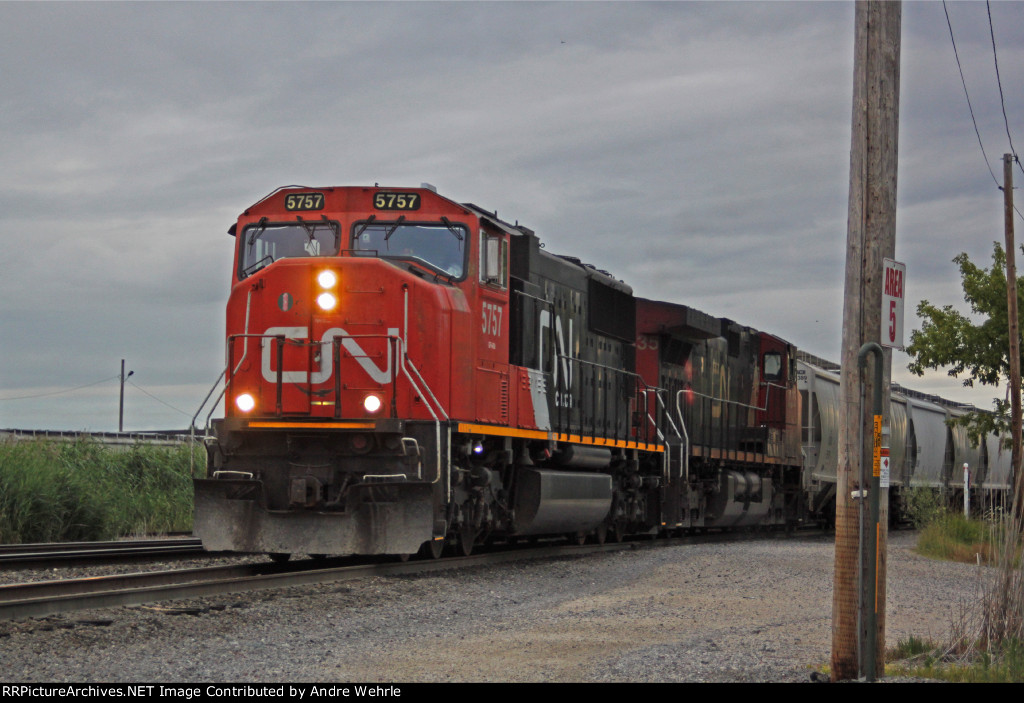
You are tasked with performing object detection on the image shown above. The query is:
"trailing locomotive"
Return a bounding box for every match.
[192,184,1000,559]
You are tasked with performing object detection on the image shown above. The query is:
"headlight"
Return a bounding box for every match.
[363,393,383,414]
[315,270,339,311]
[316,292,338,311]
[235,393,256,413]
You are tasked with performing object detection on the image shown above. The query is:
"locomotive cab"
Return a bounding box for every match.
[196,186,510,557]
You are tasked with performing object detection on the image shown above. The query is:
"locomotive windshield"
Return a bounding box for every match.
[239,220,340,279]
[353,221,467,278]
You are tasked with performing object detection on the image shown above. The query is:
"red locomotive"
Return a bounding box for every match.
[194,185,805,559]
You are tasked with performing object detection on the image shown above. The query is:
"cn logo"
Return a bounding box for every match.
[261,326,399,384]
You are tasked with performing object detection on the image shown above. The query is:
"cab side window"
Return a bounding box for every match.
[480,231,507,288]
[763,352,783,381]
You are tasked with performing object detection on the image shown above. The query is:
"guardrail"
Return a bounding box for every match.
[0,429,192,447]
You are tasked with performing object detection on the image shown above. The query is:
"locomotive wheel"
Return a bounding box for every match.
[610,522,626,543]
[424,537,446,560]
[572,531,587,546]
[269,553,291,563]
[459,526,477,557]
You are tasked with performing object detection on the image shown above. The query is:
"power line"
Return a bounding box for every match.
[943,1,1000,187]
[944,2,1024,223]
[0,376,119,401]
[986,1,1022,178]
[126,380,192,418]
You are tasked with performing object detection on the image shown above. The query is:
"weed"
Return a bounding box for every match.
[904,486,946,528]
[916,512,998,564]
[0,437,202,543]
[904,505,1024,682]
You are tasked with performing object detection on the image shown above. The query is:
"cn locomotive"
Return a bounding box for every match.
[193,184,1004,559]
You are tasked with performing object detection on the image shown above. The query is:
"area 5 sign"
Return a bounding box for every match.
[882,258,906,349]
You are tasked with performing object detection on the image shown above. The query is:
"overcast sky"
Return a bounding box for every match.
[2,1,1022,432]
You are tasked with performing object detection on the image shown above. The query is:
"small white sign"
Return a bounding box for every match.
[882,258,906,350]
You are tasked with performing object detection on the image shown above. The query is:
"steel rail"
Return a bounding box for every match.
[0,539,206,568]
[0,542,632,622]
[0,538,202,555]
[0,528,828,622]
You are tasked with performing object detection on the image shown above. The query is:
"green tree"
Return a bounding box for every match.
[906,242,1023,446]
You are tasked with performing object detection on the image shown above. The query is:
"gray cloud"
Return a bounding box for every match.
[1,1,1022,429]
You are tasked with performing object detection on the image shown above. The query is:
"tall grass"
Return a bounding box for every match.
[916,511,997,563]
[899,497,1024,681]
[952,514,1024,655]
[0,438,202,543]
[887,634,1024,682]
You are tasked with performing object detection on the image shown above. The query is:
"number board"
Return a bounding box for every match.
[284,193,325,211]
[373,192,421,211]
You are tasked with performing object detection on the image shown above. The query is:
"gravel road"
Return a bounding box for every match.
[1,530,977,683]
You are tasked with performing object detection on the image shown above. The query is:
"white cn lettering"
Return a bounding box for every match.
[261,326,313,384]
[538,310,573,390]
[320,327,397,384]
[261,326,398,384]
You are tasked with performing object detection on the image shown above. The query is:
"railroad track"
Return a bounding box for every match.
[0,541,634,622]
[0,538,206,568]
[0,528,823,623]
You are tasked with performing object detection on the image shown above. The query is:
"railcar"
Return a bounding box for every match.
[797,356,1011,521]
[194,185,809,559]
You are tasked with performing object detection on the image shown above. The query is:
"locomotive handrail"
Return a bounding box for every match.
[675,380,790,455]
[224,331,409,419]
[191,368,225,435]
[393,337,446,494]
[652,388,683,484]
[674,390,692,484]
[638,389,666,444]
[220,329,445,489]
[681,381,787,414]
[188,367,226,476]
[554,354,662,448]
[638,386,683,485]
[400,285,448,501]
[398,344,449,422]
[190,288,256,469]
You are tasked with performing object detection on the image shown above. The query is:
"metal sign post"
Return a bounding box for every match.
[858,342,884,681]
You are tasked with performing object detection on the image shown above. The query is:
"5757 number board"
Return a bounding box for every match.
[373,192,421,211]
[284,193,325,211]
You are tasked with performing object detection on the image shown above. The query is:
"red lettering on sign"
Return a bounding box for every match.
[884,268,904,299]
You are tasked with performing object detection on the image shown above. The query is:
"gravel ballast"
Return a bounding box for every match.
[1,531,978,682]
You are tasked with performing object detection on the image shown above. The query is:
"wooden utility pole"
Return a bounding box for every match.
[1004,154,1023,514]
[832,0,901,682]
[119,359,133,433]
